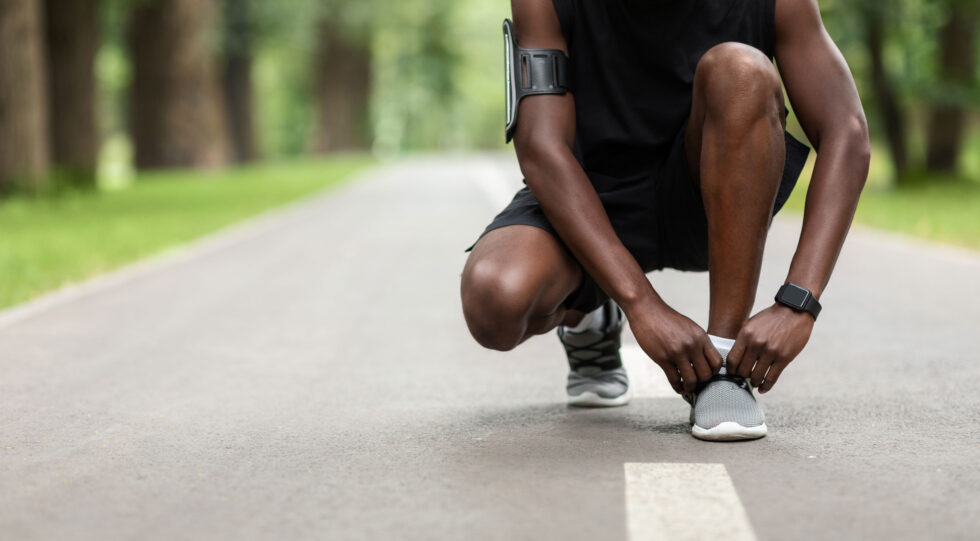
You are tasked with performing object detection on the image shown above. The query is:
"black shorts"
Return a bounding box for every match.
[468,128,810,313]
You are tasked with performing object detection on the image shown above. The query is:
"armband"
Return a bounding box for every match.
[504,18,573,143]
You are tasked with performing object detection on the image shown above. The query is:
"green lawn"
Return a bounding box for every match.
[0,156,372,310]
[782,144,980,251]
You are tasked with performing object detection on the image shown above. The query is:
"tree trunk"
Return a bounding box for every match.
[44,0,99,187]
[222,0,257,163]
[0,0,49,193]
[311,20,371,153]
[864,10,908,181]
[925,3,977,174]
[128,0,230,170]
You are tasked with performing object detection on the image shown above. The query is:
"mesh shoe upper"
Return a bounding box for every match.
[559,301,628,399]
[692,375,765,430]
[557,301,624,372]
[567,366,629,398]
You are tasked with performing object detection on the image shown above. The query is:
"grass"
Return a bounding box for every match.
[0,155,373,310]
[782,143,980,251]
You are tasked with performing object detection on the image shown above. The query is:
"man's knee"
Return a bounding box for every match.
[695,42,783,124]
[460,257,538,351]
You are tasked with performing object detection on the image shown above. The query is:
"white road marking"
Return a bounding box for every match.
[621,344,677,398]
[624,463,757,541]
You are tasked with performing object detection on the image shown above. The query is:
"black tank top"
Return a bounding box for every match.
[552,0,778,180]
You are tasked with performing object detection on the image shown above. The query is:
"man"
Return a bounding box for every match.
[461,0,870,441]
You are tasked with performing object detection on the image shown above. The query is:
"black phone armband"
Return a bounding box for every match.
[503,18,572,143]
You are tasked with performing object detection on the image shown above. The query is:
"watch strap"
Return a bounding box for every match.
[802,294,821,320]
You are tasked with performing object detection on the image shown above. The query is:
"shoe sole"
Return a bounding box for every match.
[567,386,632,408]
[691,421,767,441]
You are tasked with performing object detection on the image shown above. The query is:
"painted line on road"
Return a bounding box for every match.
[624,463,757,541]
[621,344,676,398]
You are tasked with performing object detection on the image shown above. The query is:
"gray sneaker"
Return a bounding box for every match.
[690,375,767,441]
[558,300,631,407]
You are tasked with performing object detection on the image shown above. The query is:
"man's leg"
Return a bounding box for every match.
[462,224,632,407]
[684,42,784,440]
[461,225,584,351]
[685,42,786,339]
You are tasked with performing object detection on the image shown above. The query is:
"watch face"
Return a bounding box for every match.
[780,284,810,308]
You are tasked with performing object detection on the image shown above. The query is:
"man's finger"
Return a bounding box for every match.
[677,360,698,394]
[659,363,683,394]
[727,339,746,373]
[750,351,775,388]
[736,345,760,379]
[759,361,787,393]
[691,348,713,382]
[703,340,724,374]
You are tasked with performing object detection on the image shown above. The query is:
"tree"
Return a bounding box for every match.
[311,18,372,152]
[371,0,458,152]
[860,2,909,180]
[925,0,978,173]
[44,0,100,187]
[0,0,49,193]
[222,0,258,163]
[127,0,230,170]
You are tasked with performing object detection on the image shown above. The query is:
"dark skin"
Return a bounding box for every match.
[460,0,870,394]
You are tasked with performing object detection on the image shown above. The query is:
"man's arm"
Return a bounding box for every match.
[728,0,871,391]
[510,0,722,393]
[510,0,651,317]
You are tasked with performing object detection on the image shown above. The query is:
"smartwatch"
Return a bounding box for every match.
[775,282,821,320]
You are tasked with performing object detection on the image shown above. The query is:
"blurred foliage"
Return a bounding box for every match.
[83,0,976,170]
[93,0,509,158]
[372,0,505,153]
[819,0,978,166]
[247,0,339,157]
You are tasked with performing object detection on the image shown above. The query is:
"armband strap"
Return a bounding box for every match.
[504,18,573,143]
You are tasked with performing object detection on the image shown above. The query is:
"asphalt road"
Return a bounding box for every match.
[1,155,978,540]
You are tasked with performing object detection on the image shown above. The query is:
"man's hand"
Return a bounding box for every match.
[627,301,723,395]
[728,304,814,393]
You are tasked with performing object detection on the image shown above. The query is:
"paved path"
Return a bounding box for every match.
[1,155,978,540]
